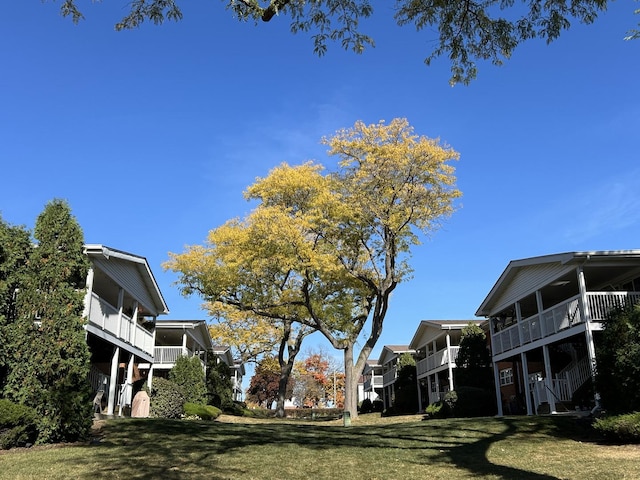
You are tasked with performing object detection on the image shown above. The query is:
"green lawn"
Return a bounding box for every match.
[1,413,638,479]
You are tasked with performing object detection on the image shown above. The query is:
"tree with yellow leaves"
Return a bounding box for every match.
[166,118,461,418]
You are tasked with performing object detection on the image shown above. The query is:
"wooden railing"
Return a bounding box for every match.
[492,291,640,355]
[87,292,154,356]
[416,346,460,377]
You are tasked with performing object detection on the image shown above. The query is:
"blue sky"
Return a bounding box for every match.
[1,1,639,365]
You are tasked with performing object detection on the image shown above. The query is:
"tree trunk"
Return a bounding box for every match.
[343,343,359,419]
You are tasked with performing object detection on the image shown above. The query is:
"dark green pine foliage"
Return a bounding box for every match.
[169,355,207,405]
[393,352,418,414]
[0,218,32,392]
[452,322,496,417]
[455,323,493,389]
[206,358,234,410]
[4,200,93,443]
[595,305,640,414]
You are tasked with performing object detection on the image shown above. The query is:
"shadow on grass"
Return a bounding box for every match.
[65,415,593,479]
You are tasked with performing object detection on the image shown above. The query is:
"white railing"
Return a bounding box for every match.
[556,356,591,400]
[492,291,640,355]
[154,346,189,364]
[588,292,640,320]
[416,346,460,377]
[87,292,154,356]
[382,367,397,386]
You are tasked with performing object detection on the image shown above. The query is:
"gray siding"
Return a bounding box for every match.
[93,257,159,315]
[489,263,575,315]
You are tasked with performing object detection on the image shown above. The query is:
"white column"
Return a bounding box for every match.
[119,354,135,416]
[493,361,503,416]
[83,267,94,319]
[130,301,139,348]
[148,365,154,392]
[446,333,454,392]
[577,266,597,378]
[107,346,120,415]
[416,373,423,412]
[515,301,524,346]
[542,345,556,413]
[182,331,188,356]
[116,288,124,341]
[521,352,533,415]
[536,291,547,337]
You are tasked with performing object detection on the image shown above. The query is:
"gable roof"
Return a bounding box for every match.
[409,319,486,349]
[378,345,415,365]
[475,250,640,317]
[84,244,169,316]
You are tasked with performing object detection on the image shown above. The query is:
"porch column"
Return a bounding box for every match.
[446,333,454,392]
[577,266,597,379]
[521,352,533,415]
[416,370,423,412]
[493,361,503,416]
[83,267,94,319]
[116,287,125,341]
[130,301,139,348]
[536,291,547,337]
[515,301,524,346]
[182,330,188,356]
[148,365,154,392]
[542,345,557,413]
[119,354,134,416]
[107,346,120,415]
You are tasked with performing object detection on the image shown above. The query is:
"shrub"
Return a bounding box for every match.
[446,387,496,417]
[0,399,38,449]
[169,356,207,405]
[223,401,246,416]
[183,403,222,420]
[425,401,449,419]
[372,399,384,412]
[593,412,640,443]
[150,377,186,419]
[359,398,373,414]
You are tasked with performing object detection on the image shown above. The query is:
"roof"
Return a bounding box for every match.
[378,345,415,365]
[475,250,640,317]
[409,319,486,349]
[84,244,169,316]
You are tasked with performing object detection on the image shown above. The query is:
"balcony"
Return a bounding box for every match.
[153,346,206,369]
[382,368,397,386]
[416,346,460,377]
[492,291,640,355]
[363,376,383,391]
[87,292,154,356]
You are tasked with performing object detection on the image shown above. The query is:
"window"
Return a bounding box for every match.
[500,368,514,386]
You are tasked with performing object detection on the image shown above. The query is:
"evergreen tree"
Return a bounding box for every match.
[455,323,493,389]
[4,200,92,443]
[392,352,418,414]
[206,358,234,410]
[595,305,640,414]
[169,355,207,404]
[0,217,31,392]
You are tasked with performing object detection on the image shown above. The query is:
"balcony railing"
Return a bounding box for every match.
[363,376,383,391]
[382,368,397,386]
[153,346,206,369]
[87,292,154,356]
[492,291,640,355]
[416,346,460,377]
